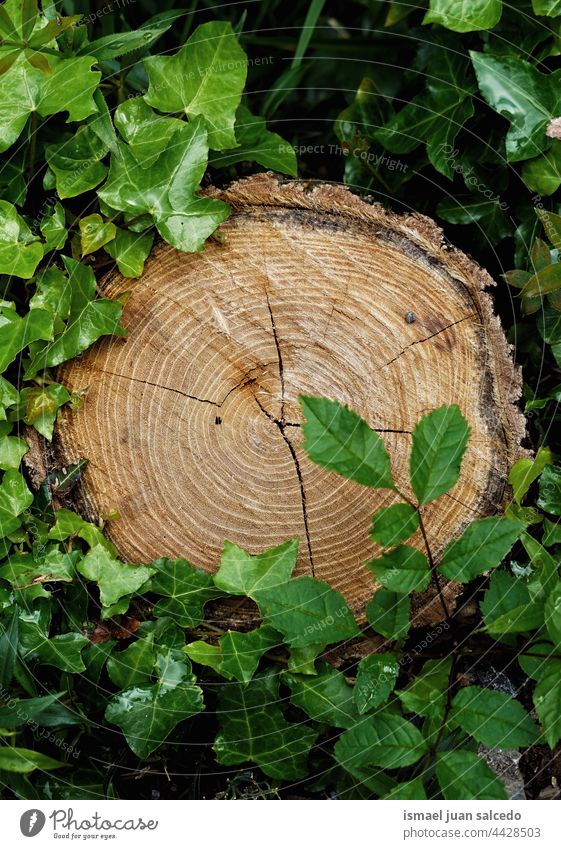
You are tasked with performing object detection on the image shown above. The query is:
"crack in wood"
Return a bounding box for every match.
[93,369,257,409]
[377,314,476,371]
[264,285,286,424]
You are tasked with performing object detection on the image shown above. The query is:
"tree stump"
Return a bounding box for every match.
[37,174,526,626]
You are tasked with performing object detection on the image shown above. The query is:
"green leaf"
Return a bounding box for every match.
[150,557,221,628]
[409,405,470,504]
[533,1,561,15]
[543,518,561,547]
[522,141,561,196]
[113,98,184,169]
[397,657,451,719]
[538,465,561,515]
[107,634,155,690]
[508,447,553,504]
[436,751,507,800]
[0,607,18,688]
[449,685,541,748]
[211,105,297,175]
[366,590,410,640]
[0,303,53,374]
[537,208,561,250]
[480,570,542,635]
[0,693,79,729]
[533,660,561,747]
[104,227,154,279]
[218,626,279,684]
[354,652,399,714]
[79,214,116,256]
[47,508,117,555]
[0,548,77,586]
[105,649,204,758]
[370,503,419,546]
[385,778,427,800]
[0,747,64,774]
[300,396,395,489]
[368,545,430,593]
[0,471,33,538]
[437,195,512,242]
[521,263,561,299]
[0,54,100,154]
[425,0,502,32]
[0,377,18,421]
[40,201,67,251]
[78,26,171,62]
[214,670,317,779]
[25,257,125,378]
[98,118,230,253]
[283,663,359,728]
[77,545,156,610]
[257,576,359,649]
[335,711,428,770]
[19,625,88,673]
[214,539,298,600]
[0,200,43,278]
[20,383,71,441]
[470,52,560,162]
[545,582,561,648]
[0,434,28,471]
[437,517,524,582]
[144,21,247,150]
[46,126,108,199]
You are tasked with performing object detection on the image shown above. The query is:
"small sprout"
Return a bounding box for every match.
[405,311,415,324]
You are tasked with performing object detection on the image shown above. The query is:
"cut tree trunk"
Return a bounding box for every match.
[29,174,526,627]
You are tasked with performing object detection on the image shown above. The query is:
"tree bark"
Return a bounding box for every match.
[29,174,526,626]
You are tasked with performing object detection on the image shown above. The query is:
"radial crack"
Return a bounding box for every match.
[378,314,476,371]
[254,396,315,576]
[264,286,286,423]
[94,369,257,409]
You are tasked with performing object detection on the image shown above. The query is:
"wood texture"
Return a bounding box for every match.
[40,174,525,625]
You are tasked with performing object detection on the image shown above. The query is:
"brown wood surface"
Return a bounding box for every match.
[37,174,525,625]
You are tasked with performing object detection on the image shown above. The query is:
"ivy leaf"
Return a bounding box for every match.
[543,518,561,547]
[532,1,561,16]
[213,539,298,600]
[0,471,33,538]
[211,105,297,175]
[40,201,67,251]
[0,200,43,278]
[0,303,53,374]
[25,257,125,378]
[508,446,553,505]
[283,662,359,728]
[113,98,184,169]
[397,657,451,719]
[410,405,470,505]
[19,625,88,673]
[354,653,400,715]
[0,747,64,774]
[104,227,154,278]
[368,545,430,593]
[79,214,116,256]
[366,589,410,640]
[470,52,561,161]
[537,464,561,514]
[98,118,230,253]
[522,141,561,196]
[436,751,507,800]
[0,55,100,154]
[334,711,428,770]
[437,517,524,582]
[105,650,204,758]
[29,267,71,331]
[545,583,561,648]
[218,626,279,684]
[437,195,512,243]
[46,126,108,199]
[0,693,79,729]
[0,548,78,586]
[47,508,117,555]
[533,660,561,747]
[300,396,395,489]
[449,686,541,748]
[370,503,419,546]
[77,545,156,610]
[0,607,18,688]
[0,434,28,471]
[214,670,317,779]
[144,21,247,150]
[257,576,360,649]
[424,0,503,32]
[107,633,155,690]
[0,377,18,421]
[150,557,221,628]
[19,383,71,441]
